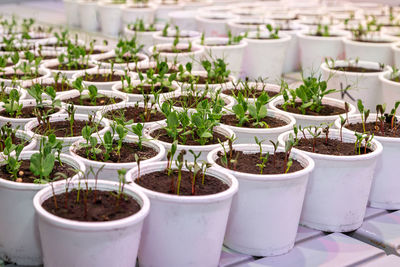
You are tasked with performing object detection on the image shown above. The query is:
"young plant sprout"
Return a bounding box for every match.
[266,24,280,39]
[281,76,337,115]
[357,99,370,133]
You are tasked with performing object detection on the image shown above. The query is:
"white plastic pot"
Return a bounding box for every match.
[126,161,238,267]
[112,80,180,102]
[155,2,184,23]
[121,3,156,26]
[321,60,392,111]
[168,10,198,31]
[207,144,314,256]
[92,50,149,70]
[152,29,201,45]
[242,31,291,81]
[269,96,356,128]
[33,180,150,267]
[227,18,268,37]
[0,99,65,129]
[0,151,84,266]
[148,43,204,70]
[24,113,110,152]
[194,37,247,78]
[0,67,50,88]
[297,30,348,77]
[97,2,123,37]
[144,122,235,162]
[278,129,383,232]
[97,101,165,130]
[281,24,308,74]
[379,71,400,111]
[220,109,296,144]
[69,134,166,181]
[41,59,97,79]
[335,114,400,210]
[64,0,80,27]
[71,68,135,91]
[58,89,128,116]
[78,1,98,32]
[343,35,399,66]
[195,13,239,37]
[124,24,163,50]
[392,42,400,66]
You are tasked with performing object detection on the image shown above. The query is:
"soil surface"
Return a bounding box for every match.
[178,75,229,84]
[157,48,194,53]
[48,64,92,71]
[87,49,107,55]
[0,135,23,152]
[32,120,104,137]
[131,66,178,74]
[277,103,345,116]
[135,170,229,195]
[151,128,228,146]
[82,73,123,82]
[1,73,41,80]
[222,88,279,98]
[26,82,74,92]
[352,39,394,43]
[63,95,123,106]
[119,84,174,94]
[295,137,372,155]
[104,106,165,123]
[75,141,157,163]
[332,66,382,73]
[0,106,58,118]
[168,95,213,108]
[346,120,400,137]
[220,114,287,128]
[42,189,141,222]
[0,160,76,183]
[98,55,145,64]
[215,151,303,174]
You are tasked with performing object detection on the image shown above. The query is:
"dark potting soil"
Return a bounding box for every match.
[238,22,264,26]
[131,66,178,74]
[220,114,287,128]
[310,34,340,37]
[332,66,382,73]
[222,88,279,98]
[32,120,104,137]
[119,84,174,94]
[151,128,228,146]
[86,49,107,55]
[98,55,145,64]
[104,106,165,123]
[0,106,57,119]
[157,48,194,53]
[82,73,123,82]
[0,160,76,183]
[277,103,346,116]
[135,170,229,195]
[352,39,394,43]
[48,64,92,71]
[167,95,226,108]
[1,73,41,80]
[42,189,141,222]
[346,121,400,137]
[26,82,74,92]
[178,75,229,84]
[295,137,372,155]
[215,151,304,174]
[75,141,158,163]
[63,95,123,106]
